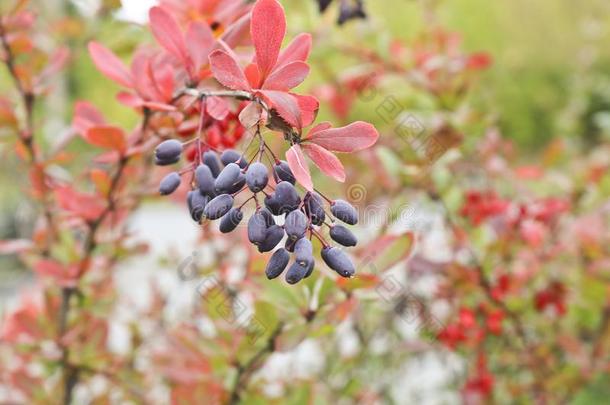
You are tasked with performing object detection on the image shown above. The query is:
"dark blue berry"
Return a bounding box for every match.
[274,160,296,184]
[196,164,215,196]
[227,173,246,194]
[285,238,296,253]
[304,260,314,279]
[285,210,307,241]
[321,247,355,278]
[187,190,209,222]
[248,211,268,245]
[305,192,326,225]
[265,248,290,279]
[258,225,285,252]
[294,238,313,267]
[204,194,233,220]
[329,225,357,247]
[259,208,276,227]
[264,194,282,215]
[155,139,182,162]
[246,162,269,192]
[155,155,180,166]
[220,149,247,168]
[285,262,308,284]
[214,163,241,193]
[159,172,181,195]
[203,151,221,177]
[274,181,301,214]
[331,199,358,225]
[219,208,243,233]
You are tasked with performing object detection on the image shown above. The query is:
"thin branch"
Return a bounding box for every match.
[227,323,284,405]
[58,112,152,405]
[0,20,57,252]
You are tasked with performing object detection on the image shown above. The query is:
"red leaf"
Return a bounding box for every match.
[186,21,215,70]
[141,101,177,112]
[56,186,105,221]
[251,0,285,80]
[309,121,332,135]
[88,42,132,88]
[262,61,310,91]
[221,13,251,48]
[116,92,144,109]
[244,63,260,88]
[206,96,229,121]
[149,7,190,70]
[305,121,379,152]
[238,101,263,130]
[302,143,345,182]
[286,144,313,191]
[85,126,127,153]
[72,101,105,135]
[293,94,319,128]
[259,90,301,129]
[276,33,312,69]
[36,47,70,86]
[209,50,251,91]
[33,260,79,287]
[130,51,157,101]
[357,232,415,272]
[150,63,175,102]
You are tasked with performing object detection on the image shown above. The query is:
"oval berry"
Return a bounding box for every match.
[187,190,209,222]
[264,194,281,215]
[274,160,296,184]
[245,162,269,192]
[159,172,181,195]
[274,181,301,214]
[331,199,358,225]
[227,173,246,194]
[285,262,308,284]
[258,225,285,253]
[221,149,247,168]
[219,208,243,233]
[265,248,290,279]
[329,225,357,247]
[294,238,313,267]
[285,210,307,241]
[155,155,180,166]
[203,151,221,177]
[155,139,182,161]
[248,211,268,245]
[214,163,241,193]
[259,207,276,227]
[321,247,355,278]
[303,260,314,279]
[196,164,215,196]
[305,192,326,225]
[204,194,234,220]
[284,238,296,253]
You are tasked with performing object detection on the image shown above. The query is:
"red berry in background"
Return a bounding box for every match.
[534,281,567,316]
[485,309,504,335]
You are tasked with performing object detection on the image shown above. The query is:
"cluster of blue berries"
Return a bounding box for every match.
[154,139,359,284]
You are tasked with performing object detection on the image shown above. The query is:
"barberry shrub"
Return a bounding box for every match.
[1,0,610,404]
[114,0,381,284]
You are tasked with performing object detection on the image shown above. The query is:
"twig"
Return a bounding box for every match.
[58,112,152,405]
[0,20,57,253]
[227,323,284,405]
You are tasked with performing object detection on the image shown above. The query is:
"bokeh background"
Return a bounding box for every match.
[1,0,610,403]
